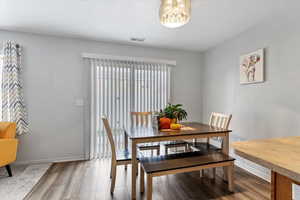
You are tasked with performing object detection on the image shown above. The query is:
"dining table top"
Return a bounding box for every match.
[124,122,232,140]
[232,136,300,183]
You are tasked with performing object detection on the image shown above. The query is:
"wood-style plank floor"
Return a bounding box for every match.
[25,159,270,200]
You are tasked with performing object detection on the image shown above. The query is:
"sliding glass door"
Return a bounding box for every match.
[90,59,172,158]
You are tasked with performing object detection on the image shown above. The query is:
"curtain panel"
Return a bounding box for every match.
[2,41,29,135]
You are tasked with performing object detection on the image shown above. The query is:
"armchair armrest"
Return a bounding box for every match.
[0,139,18,167]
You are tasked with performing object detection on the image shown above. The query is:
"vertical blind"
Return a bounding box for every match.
[89,58,173,158]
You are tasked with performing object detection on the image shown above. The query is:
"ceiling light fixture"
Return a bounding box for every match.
[159,0,191,28]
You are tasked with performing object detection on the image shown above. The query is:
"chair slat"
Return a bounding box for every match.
[208,112,232,143]
[131,112,152,127]
[130,112,160,155]
[102,117,117,162]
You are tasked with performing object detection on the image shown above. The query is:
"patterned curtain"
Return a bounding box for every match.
[2,41,29,135]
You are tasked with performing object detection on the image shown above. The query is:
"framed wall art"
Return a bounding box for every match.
[240,48,264,84]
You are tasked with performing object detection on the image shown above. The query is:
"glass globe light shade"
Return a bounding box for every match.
[159,0,191,28]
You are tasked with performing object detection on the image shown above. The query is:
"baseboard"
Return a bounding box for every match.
[207,139,270,182]
[234,155,271,182]
[206,137,271,183]
[15,155,87,165]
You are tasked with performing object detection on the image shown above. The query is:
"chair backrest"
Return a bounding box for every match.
[207,112,232,145]
[102,117,116,161]
[209,112,232,129]
[131,112,152,127]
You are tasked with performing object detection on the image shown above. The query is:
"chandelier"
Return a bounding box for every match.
[159,0,191,28]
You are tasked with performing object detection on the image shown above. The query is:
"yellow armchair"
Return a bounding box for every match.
[0,122,18,177]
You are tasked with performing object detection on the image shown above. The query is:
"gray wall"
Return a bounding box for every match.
[202,15,300,196]
[0,30,203,164]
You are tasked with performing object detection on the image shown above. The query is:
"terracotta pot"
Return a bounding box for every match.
[171,118,177,124]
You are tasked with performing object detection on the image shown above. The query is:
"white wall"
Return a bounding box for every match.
[0,30,203,164]
[202,15,300,197]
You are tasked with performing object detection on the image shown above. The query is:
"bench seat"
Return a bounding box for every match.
[139,151,235,200]
[140,151,234,173]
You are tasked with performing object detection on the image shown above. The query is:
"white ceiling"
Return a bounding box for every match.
[0,0,297,51]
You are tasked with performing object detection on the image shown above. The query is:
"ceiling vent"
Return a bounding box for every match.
[130,37,145,42]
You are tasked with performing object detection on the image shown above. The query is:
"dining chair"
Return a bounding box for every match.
[200,112,232,150]
[131,112,160,156]
[192,112,232,178]
[102,117,134,194]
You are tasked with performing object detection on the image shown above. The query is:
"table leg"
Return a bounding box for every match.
[271,171,292,200]
[147,174,153,200]
[222,133,229,181]
[131,141,137,200]
[140,165,145,193]
[227,163,234,192]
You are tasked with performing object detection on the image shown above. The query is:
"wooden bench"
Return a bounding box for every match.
[139,151,235,200]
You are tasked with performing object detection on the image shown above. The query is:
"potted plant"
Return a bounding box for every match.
[159,104,188,129]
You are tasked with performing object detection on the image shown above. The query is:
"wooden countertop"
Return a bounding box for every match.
[232,136,300,183]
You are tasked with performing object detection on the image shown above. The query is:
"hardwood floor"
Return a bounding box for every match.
[25,159,270,200]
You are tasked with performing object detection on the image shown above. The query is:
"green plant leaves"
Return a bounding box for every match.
[159,103,187,121]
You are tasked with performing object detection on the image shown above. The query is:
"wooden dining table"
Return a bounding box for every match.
[232,136,300,200]
[124,122,232,200]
